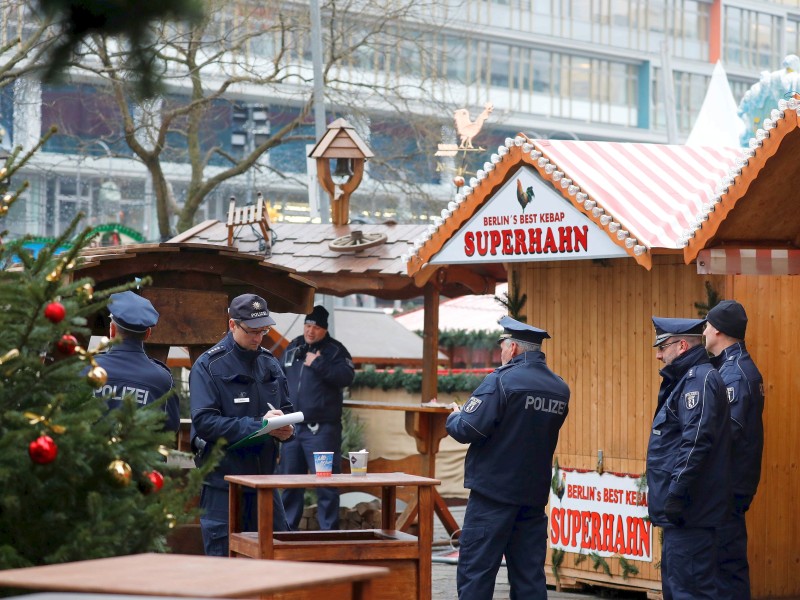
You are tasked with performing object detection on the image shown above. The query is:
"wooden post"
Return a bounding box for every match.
[421,284,440,402]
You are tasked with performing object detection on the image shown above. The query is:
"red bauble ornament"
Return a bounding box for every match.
[44,302,66,324]
[57,334,79,355]
[29,435,58,464]
[146,470,164,492]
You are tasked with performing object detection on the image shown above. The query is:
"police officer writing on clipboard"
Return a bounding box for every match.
[190,294,295,557]
[446,316,570,600]
[94,291,179,432]
[647,317,731,599]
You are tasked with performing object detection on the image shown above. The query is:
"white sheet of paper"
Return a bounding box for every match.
[252,411,305,439]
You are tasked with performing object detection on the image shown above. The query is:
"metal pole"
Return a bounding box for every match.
[310,0,335,335]
[309,0,330,224]
[660,39,679,144]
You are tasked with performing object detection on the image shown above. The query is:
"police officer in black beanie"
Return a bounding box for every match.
[279,304,355,530]
[704,300,764,600]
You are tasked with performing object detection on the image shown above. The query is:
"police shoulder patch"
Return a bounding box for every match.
[726,386,735,403]
[463,397,483,413]
[685,391,700,409]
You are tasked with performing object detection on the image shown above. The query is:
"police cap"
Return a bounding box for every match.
[109,291,159,332]
[228,293,276,328]
[497,315,551,345]
[652,316,705,347]
[706,300,747,340]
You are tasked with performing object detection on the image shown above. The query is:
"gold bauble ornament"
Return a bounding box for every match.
[87,365,108,388]
[78,283,94,300]
[108,459,132,486]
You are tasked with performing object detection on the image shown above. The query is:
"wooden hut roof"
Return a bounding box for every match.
[169,220,502,299]
[684,101,800,274]
[405,136,739,273]
[76,243,316,359]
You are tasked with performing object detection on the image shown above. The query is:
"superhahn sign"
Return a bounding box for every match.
[549,469,652,562]
[432,165,628,265]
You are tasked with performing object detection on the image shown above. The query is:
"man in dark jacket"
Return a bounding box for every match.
[190,293,295,556]
[704,301,764,600]
[648,316,731,600]
[446,316,570,600]
[279,305,355,530]
[94,291,179,432]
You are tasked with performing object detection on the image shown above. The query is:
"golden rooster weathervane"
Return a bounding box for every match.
[434,101,494,187]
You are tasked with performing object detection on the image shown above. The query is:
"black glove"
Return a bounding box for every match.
[664,492,687,526]
[733,494,752,514]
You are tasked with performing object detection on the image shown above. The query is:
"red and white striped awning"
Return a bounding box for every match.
[535,140,741,249]
[696,248,800,275]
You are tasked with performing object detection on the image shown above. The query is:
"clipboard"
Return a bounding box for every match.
[228,411,305,450]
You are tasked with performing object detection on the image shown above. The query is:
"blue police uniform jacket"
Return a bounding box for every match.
[282,333,354,423]
[647,344,731,527]
[445,351,570,507]
[93,337,179,431]
[711,341,764,500]
[190,332,293,488]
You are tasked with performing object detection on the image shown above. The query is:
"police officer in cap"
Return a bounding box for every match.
[703,301,764,600]
[190,293,295,556]
[648,316,731,599]
[94,291,179,431]
[446,316,570,600]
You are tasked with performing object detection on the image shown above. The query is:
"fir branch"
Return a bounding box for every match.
[551,548,565,585]
[589,552,611,577]
[619,556,639,580]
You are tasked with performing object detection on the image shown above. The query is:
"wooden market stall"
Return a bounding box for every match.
[681,103,800,599]
[404,133,800,597]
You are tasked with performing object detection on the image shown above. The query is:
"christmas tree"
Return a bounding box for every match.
[0,139,209,568]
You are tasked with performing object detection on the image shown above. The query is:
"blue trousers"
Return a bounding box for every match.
[716,505,751,600]
[457,491,548,600]
[279,421,342,530]
[661,526,717,600]
[199,484,288,556]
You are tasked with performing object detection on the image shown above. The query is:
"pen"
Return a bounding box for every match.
[267,403,276,411]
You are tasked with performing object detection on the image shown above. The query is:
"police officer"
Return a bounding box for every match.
[94,291,179,432]
[704,301,764,600]
[190,293,295,556]
[279,305,355,530]
[648,317,731,600]
[446,316,569,600]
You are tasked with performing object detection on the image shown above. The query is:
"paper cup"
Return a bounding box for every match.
[313,451,334,477]
[349,451,369,476]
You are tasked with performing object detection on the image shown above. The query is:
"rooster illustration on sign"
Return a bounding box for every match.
[453,102,493,149]
[516,179,535,211]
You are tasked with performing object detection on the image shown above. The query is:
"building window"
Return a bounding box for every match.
[651,69,710,134]
[724,7,784,70]
[461,0,709,59]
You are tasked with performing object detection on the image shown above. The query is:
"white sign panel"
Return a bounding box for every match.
[431,166,628,265]
[549,469,652,562]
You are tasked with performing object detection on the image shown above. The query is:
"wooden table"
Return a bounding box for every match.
[226,473,440,600]
[343,400,460,537]
[0,553,388,600]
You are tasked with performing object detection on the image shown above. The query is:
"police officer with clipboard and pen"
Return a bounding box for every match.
[189,293,295,557]
[446,316,570,600]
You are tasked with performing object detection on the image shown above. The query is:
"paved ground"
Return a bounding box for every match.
[431,505,646,600]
